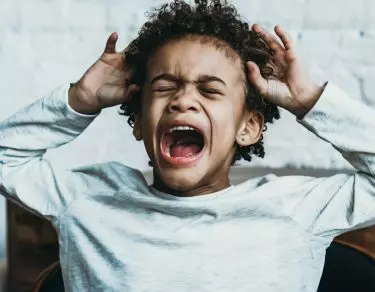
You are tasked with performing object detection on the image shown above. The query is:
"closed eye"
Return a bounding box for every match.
[200,88,223,95]
[152,87,177,92]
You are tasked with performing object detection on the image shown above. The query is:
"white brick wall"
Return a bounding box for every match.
[0,0,374,259]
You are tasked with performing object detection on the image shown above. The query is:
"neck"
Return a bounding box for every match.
[152,170,231,197]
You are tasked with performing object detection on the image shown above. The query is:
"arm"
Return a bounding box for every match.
[294,82,375,237]
[0,33,139,220]
[247,25,375,238]
[0,85,97,218]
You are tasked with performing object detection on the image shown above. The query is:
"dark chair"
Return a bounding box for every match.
[33,261,64,292]
[318,241,375,292]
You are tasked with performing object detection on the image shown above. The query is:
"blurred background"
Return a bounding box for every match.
[0,0,374,290]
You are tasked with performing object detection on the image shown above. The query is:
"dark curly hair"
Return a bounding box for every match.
[120,0,280,163]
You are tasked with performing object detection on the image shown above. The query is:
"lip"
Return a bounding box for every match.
[158,120,207,167]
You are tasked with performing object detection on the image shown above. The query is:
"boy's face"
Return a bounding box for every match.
[134,37,263,196]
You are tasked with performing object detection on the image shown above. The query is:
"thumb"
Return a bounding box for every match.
[246,61,268,96]
[103,32,118,54]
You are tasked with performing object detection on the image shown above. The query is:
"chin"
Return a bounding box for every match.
[158,167,205,192]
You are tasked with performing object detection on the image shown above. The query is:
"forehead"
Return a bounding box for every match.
[147,37,244,84]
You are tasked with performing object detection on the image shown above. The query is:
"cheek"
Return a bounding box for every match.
[140,98,166,146]
[209,102,240,148]
[141,93,161,127]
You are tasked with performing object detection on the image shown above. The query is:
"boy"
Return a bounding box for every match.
[1,0,374,291]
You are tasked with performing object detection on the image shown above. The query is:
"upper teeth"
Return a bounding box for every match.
[168,126,196,133]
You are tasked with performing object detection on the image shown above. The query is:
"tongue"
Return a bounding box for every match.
[170,143,201,158]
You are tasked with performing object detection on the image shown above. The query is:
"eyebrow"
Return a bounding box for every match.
[150,73,226,86]
[196,74,226,86]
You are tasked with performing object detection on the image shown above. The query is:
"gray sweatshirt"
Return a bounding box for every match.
[0,82,374,292]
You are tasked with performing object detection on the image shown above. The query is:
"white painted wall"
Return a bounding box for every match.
[0,0,374,260]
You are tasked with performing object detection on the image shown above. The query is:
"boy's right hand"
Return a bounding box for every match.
[68,32,139,114]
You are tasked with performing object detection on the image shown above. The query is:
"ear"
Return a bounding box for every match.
[132,114,143,141]
[236,111,264,146]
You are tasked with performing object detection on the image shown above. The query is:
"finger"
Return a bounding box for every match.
[123,84,140,102]
[252,24,284,52]
[104,32,118,54]
[246,61,268,96]
[274,25,293,51]
[127,84,140,95]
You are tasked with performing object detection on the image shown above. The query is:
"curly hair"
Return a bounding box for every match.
[120,0,280,163]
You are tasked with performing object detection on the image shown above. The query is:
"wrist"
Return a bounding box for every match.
[291,83,325,119]
[68,82,102,115]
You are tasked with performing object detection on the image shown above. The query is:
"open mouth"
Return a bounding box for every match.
[160,125,205,165]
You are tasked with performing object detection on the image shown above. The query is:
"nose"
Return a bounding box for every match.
[167,86,201,113]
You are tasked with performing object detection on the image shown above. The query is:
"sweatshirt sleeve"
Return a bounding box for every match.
[0,84,99,220]
[287,82,375,238]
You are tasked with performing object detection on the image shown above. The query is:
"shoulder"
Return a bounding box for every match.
[70,161,149,192]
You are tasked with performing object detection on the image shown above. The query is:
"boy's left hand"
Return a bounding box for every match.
[246,24,324,118]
